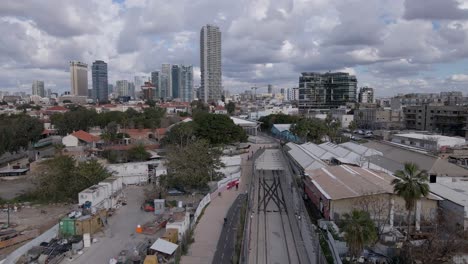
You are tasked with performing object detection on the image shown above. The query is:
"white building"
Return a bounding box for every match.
[106,161,162,185]
[287,88,299,101]
[70,61,88,96]
[166,211,190,240]
[200,24,222,103]
[32,80,45,97]
[161,64,172,98]
[392,133,466,152]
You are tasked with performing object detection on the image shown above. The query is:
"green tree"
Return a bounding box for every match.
[226,101,236,115]
[164,140,224,191]
[146,99,156,107]
[194,113,247,145]
[348,120,358,131]
[33,156,111,202]
[392,162,430,240]
[290,118,328,143]
[163,122,196,147]
[342,210,377,258]
[127,144,151,162]
[0,114,43,155]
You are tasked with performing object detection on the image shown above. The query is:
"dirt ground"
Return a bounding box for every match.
[0,177,35,200]
[0,203,72,259]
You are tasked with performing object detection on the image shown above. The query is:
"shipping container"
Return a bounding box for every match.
[59,218,76,236]
[75,211,105,235]
[78,184,108,209]
[143,255,158,264]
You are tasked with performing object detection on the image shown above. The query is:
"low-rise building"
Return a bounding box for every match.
[391,133,466,152]
[354,108,404,129]
[429,179,468,230]
[304,165,440,230]
[271,124,301,142]
[62,130,100,147]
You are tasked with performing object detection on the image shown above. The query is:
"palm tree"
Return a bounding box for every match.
[342,210,377,258]
[391,162,430,240]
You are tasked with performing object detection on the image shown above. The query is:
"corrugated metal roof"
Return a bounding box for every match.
[150,238,178,255]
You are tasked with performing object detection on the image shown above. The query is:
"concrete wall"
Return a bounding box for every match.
[62,134,79,147]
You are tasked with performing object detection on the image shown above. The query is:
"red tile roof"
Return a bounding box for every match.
[46,106,68,112]
[71,130,100,143]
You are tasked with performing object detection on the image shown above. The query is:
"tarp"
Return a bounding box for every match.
[150,238,178,255]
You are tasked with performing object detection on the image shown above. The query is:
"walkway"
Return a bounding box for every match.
[181,144,264,264]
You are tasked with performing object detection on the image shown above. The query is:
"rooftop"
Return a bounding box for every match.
[71,130,100,143]
[429,182,468,214]
[394,133,466,146]
[150,238,178,255]
[272,124,292,132]
[230,116,258,126]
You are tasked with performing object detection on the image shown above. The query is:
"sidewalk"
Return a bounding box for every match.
[181,146,258,264]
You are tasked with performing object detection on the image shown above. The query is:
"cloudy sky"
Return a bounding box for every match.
[1,0,468,97]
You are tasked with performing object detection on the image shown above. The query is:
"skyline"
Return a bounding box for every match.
[2,1,468,96]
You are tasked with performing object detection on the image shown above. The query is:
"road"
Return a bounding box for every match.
[246,148,311,264]
[212,194,247,264]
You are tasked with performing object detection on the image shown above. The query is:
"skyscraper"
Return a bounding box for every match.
[134,76,149,95]
[161,64,172,99]
[181,65,193,102]
[32,80,45,97]
[92,60,108,102]
[116,80,129,97]
[298,72,357,110]
[151,71,161,99]
[70,61,88,96]
[172,65,181,99]
[200,24,222,103]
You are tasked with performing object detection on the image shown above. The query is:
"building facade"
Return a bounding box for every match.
[141,82,156,101]
[287,87,299,101]
[298,72,357,111]
[134,76,149,98]
[358,87,374,104]
[161,64,172,99]
[404,105,468,138]
[92,60,108,102]
[70,61,88,96]
[116,80,130,97]
[354,108,404,129]
[180,65,193,102]
[171,65,181,99]
[32,80,45,97]
[151,71,161,99]
[200,24,222,103]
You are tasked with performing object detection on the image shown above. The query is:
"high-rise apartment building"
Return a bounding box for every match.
[287,87,299,101]
[116,80,130,97]
[70,61,88,96]
[268,84,273,94]
[200,24,222,103]
[151,71,161,99]
[134,76,149,95]
[32,80,45,97]
[358,87,374,104]
[172,65,181,99]
[298,72,357,110]
[161,64,172,99]
[181,65,193,102]
[92,60,108,102]
[141,82,156,101]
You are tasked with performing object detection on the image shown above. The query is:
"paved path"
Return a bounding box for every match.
[212,194,247,264]
[181,142,267,264]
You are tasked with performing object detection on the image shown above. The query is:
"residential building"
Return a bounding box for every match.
[116,80,130,97]
[151,71,161,99]
[287,88,299,101]
[404,105,468,138]
[92,60,108,102]
[200,24,222,103]
[298,72,357,111]
[141,82,156,101]
[393,91,465,107]
[70,61,88,96]
[180,65,193,102]
[161,64,172,99]
[62,130,100,147]
[32,80,45,97]
[171,65,181,99]
[354,108,404,129]
[108,84,114,94]
[358,87,374,104]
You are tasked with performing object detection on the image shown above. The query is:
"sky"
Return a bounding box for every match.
[1,0,468,97]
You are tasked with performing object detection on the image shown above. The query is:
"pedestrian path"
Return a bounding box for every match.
[180,148,255,264]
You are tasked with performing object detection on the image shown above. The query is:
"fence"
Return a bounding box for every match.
[1,224,59,264]
[192,193,211,228]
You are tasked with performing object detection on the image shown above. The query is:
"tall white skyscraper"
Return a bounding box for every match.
[161,64,172,99]
[32,80,45,97]
[116,80,130,97]
[70,61,88,96]
[200,24,222,103]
